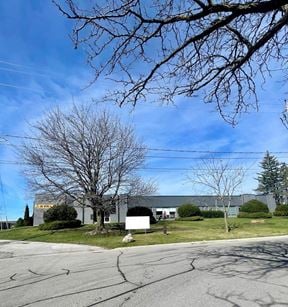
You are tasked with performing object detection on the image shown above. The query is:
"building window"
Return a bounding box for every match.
[170,211,176,218]
[110,202,116,214]
[104,212,110,222]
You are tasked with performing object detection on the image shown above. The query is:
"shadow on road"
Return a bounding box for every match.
[199,241,288,306]
[198,241,288,280]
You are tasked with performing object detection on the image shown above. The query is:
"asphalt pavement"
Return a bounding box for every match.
[1,236,288,306]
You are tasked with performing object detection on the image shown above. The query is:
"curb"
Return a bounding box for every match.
[114,234,288,251]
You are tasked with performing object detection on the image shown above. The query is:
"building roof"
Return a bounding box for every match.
[127,194,276,210]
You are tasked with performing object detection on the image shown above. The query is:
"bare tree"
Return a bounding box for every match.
[21,104,155,230]
[188,159,244,232]
[55,0,288,124]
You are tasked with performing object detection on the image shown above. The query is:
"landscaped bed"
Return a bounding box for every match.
[1,217,288,249]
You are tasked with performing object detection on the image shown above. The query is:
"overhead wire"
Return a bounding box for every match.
[0,67,50,78]
[1,134,288,155]
[0,134,284,173]
[0,82,44,93]
[0,58,60,77]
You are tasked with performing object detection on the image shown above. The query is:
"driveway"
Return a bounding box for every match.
[1,237,288,306]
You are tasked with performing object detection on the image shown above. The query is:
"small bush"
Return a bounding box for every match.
[177,204,201,218]
[127,206,157,224]
[273,205,288,216]
[43,204,78,223]
[237,212,272,219]
[15,218,24,227]
[201,210,224,218]
[107,222,126,233]
[108,222,125,229]
[239,200,269,213]
[38,219,82,230]
[175,216,204,221]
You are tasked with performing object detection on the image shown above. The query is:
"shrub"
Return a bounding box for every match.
[127,206,157,224]
[175,216,204,221]
[237,212,272,219]
[239,200,269,213]
[177,204,201,218]
[38,219,82,230]
[43,204,78,223]
[15,218,24,227]
[201,210,224,218]
[107,222,126,233]
[273,205,288,216]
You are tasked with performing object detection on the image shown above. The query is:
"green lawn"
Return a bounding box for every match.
[1,217,288,249]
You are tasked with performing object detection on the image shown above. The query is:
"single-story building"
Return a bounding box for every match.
[33,193,276,226]
[0,220,16,229]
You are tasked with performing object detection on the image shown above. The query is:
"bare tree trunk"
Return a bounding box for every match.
[91,207,97,223]
[96,209,105,232]
[224,210,229,233]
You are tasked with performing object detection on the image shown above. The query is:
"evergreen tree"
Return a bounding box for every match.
[23,205,31,226]
[257,152,282,205]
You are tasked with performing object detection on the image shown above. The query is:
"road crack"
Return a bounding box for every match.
[62,269,70,275]
[28,270,44,276]
[9,273,16,281]
[117,251,139,287]
[86,258,197,306]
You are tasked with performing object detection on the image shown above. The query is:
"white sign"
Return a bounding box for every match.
[125,216,150,230]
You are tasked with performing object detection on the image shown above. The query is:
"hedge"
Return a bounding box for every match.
[175,216,204,221]
[43,204,78,223]
[38,219,82,230]
[239,200,269,213]
[127,206,157,224]
[273,205,288,216]
[177,204,201,218]
[201,210,224,218]
[237,212,272,219]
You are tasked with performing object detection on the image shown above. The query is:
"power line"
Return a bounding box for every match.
[146,148,288,154]
[0,59,42,70]
[139,167,258,171]
[0,82,42,93]
[0,134,287,155]
[0,144,281,160]
[0,59,58,76]
[146,155,273,160]
[0,67,49,78]
[0,159,260,173]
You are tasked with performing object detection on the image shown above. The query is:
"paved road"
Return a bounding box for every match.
[1,237,288,307]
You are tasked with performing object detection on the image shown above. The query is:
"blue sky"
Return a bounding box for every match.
[0,1,288,220]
